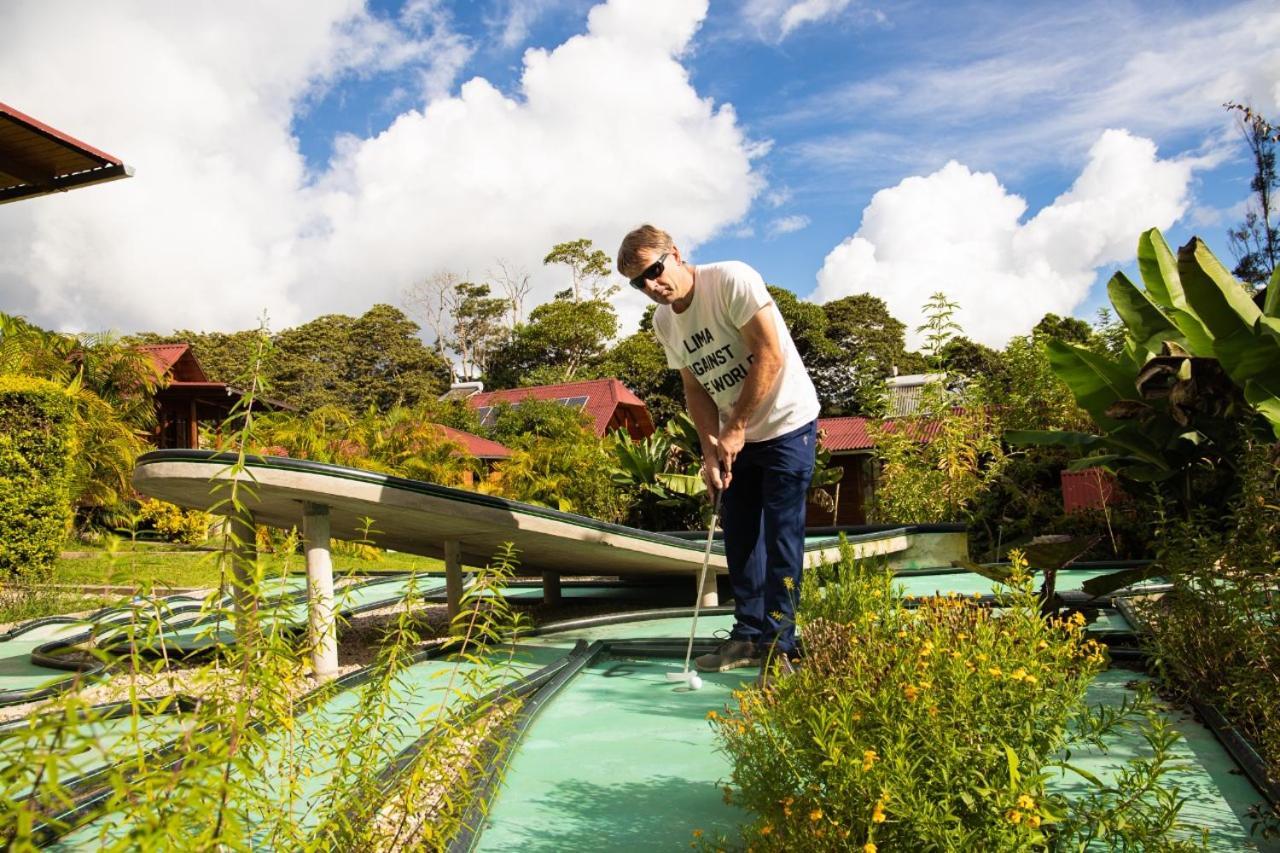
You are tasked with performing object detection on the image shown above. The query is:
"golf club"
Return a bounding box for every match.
[667,490,722,691]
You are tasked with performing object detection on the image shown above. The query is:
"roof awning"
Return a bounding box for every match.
[0,101,133,204]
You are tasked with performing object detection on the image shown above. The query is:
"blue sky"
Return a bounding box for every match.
[3,0,1277,347]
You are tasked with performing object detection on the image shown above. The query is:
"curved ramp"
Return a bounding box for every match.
[132,450,916,577]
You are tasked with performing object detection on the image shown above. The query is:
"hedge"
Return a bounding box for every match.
[0,376,76,581]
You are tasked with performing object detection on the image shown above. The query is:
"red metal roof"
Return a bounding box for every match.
[468,378,652,437]
[817,417,875,452]
[138,343,192,376]
[0,101,132,204]
[434,424,512,459]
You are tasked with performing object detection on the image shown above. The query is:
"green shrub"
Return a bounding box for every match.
[1136,440,1280,785]
[0,376,76,581]
[137,498,212,544]
[711,548,1204,851]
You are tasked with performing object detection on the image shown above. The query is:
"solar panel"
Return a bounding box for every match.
[476,406,496,426]
[557,396,589,410]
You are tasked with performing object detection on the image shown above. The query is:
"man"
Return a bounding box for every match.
[616,224,820,674]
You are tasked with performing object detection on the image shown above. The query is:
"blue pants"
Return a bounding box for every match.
[721,420,815,655]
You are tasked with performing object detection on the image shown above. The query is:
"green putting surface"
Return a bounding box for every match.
[478,615,1271,852]
[4,707,193,801]
[476,652,749,852]
[129,575,432,653]
[47,643,567,850]
[1048,668,1279,852]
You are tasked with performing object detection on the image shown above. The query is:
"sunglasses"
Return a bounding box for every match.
[629,252,669,290]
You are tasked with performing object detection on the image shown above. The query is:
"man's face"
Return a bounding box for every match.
[631,246,688,306]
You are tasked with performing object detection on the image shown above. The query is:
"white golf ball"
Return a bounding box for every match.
[688,674,703,690]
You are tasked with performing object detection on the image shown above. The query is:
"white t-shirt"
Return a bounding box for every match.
[652,261,820,443]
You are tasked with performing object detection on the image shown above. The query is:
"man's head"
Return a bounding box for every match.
[617,224,695,309]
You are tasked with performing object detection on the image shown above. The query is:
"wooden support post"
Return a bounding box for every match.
[303,503,339,680]
[228,514,259,641]
[444,540,464,621]
[542,571,562,605]
[698,568,719,608]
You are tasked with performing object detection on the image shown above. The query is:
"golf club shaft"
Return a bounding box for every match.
[681,491,722,675]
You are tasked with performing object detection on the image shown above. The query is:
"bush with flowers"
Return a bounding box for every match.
[708,543,1206,851]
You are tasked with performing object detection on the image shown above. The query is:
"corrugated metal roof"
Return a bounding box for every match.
[434,424,512,459]
[468,378,650,437]
[817,416,874,452]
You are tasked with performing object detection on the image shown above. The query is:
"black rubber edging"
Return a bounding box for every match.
[448,640,604,853]
[329,640,596,848]
[28,627,460,847]
[529,605,735,636]
[3,694,205,808]
[1109,596,1280,810]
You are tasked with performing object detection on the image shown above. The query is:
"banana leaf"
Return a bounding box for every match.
[1081,564,1166,597]
[1266,266,1280,317]
[655,471,706,496]
[1004,429,1104,449]
[1044,340,1139,429]
[1178,237,1261,338]
[1137,228,1183,309]
[1107,272,1183,357]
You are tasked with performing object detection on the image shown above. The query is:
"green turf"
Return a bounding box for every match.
[52,548,447,589]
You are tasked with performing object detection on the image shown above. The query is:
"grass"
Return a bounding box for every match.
[0,590,123,624]
[53,541,448,589]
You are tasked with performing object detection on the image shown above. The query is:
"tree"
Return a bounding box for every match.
[591,331,684,425]
[544,238,614,301]
[940,336,1005,384]
[449,282,508,380]
[485,297,618,388]
[1033,313,1093,345]
[1224,103,1279,289]
[490,258,532,328]
[273,305,451,413]
[817,293,926,415]
[402,270,463,364]
[917,292,962,368]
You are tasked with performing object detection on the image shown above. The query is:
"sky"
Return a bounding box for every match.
[2,0,1278,350]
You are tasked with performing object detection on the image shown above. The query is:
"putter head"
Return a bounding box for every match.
[666,670,693,682]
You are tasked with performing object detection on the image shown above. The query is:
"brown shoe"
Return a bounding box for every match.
[695,639,760,672]
[756,651,798,690]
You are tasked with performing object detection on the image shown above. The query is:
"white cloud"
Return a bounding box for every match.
[781,0,1280,183]
[767,214,810,237]
[812,130,1193,348]
[0,0,763,341]
[743,0,866,40]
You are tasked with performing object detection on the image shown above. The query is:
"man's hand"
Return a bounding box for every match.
[701,435,731,497]
[717,422,746,484]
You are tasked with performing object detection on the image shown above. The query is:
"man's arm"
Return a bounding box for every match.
[680,367,730,493]
[717,306,784,472]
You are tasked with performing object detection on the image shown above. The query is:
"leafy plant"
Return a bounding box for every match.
[1010,230,1280,517]
[710,547,1205,851]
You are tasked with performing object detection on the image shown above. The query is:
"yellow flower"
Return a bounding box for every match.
[977,653,989,662]
[1024,673,1038,684]
[1027,814,1041,829]
[1017,794,1036,810]
[897,629,908,638]
[706,710,718,720]
[1006,809,1023,824]
[760,824,773,836]
[1010,667,1028,681]
[782,576,795,590]
[1036,640,1049,651]
[863,844,877,853]
[872,802,886,823]
[692,829,703,838]
[809,808,823,822]
[1070,611,1087,626]
[988,666,1003,678]
[862,749,879,771]
[903,685,919,702]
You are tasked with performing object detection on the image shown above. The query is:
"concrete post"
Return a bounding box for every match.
[444,540,464,621]
[698,568,719,608]
[303,502,339,680]
[228,514,259,641]
[542,571,562,605]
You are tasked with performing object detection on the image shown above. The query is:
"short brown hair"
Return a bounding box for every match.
[616,224,673,278]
